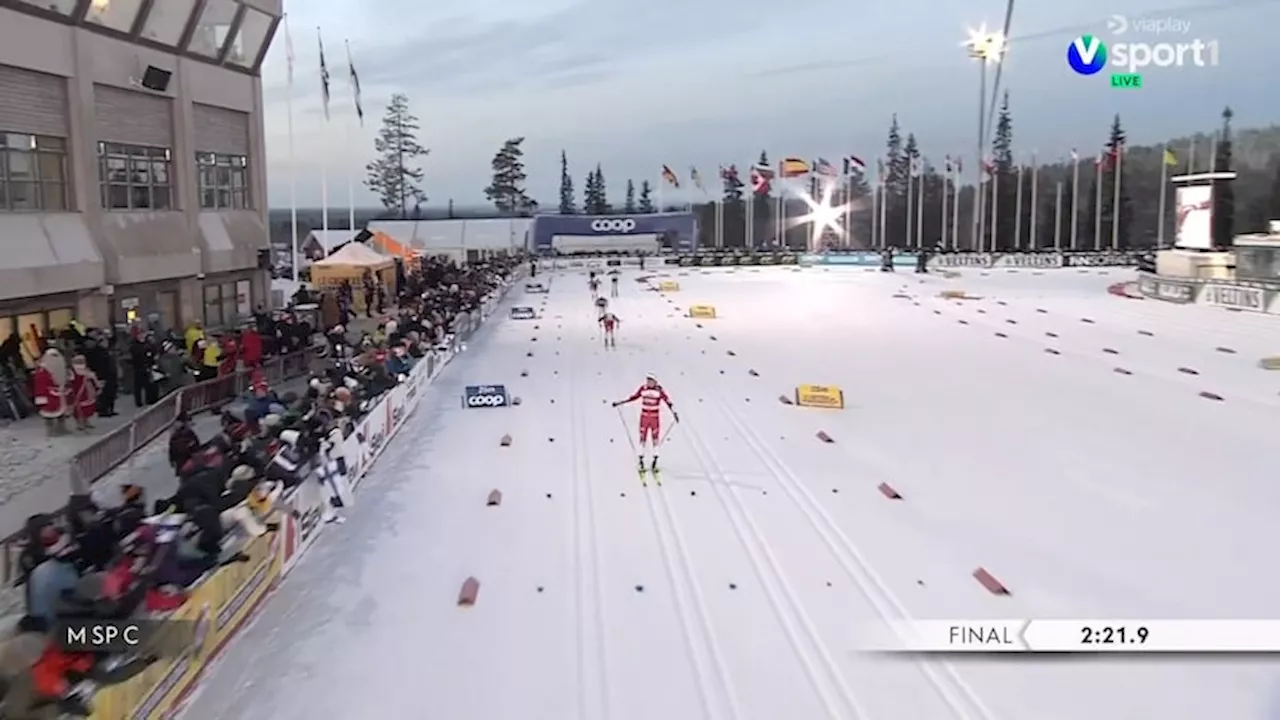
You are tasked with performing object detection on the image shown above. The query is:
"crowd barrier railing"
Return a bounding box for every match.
[0,351,313,587]
[85,278,518,720]
[1135,271,1280,314]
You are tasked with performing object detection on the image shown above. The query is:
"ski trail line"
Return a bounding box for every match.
[670,380,866,720]
[701,382,996,720]
[600,331,743,720]
[568,293,613,720]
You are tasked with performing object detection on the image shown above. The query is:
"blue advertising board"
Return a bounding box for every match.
[530,213,698,253]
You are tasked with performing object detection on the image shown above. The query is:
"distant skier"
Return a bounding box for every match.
[589,274,601,298]
[610,272,620,297]
[595,295,608,319]
[613,372,679,471]
[599,311,620,348]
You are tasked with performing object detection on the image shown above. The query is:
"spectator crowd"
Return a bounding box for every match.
[0,251,521,717]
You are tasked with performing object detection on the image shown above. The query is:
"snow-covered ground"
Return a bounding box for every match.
[183,265,1280,720]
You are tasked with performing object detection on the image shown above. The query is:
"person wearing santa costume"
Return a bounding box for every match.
[32,348,68,436]
[68,353,101,431]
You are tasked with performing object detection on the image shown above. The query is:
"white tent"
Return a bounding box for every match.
[313,242,391,267]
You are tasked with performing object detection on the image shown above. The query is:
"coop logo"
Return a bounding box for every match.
[591,219,636,232]
[464,384,509,408]
[1067,34,1219,76]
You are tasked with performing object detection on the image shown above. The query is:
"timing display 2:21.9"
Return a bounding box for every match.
[1080,626,1149,645]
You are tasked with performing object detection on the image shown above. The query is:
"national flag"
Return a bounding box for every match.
[661,165,680,188]
[690,166,705,192]
[876,159,886,185]
[721,165,740,184]
[749,166,772,195]
[780,157,810,178]
[909,157,923,177]
[1163,148,1178,166]
[842,155,866,175]
[346,40,363,126]
[284,15,295,86]
[953,157,962,175]
[944,155,952,174]
[1070,148,1079,162]
[813,158,838,177]
[318,29,331,122]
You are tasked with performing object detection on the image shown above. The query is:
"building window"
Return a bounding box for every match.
[197,152,249,209]
[202,281,250,327]
[0,133,68,212]
[98,142,172,211]
[0,308,74,368]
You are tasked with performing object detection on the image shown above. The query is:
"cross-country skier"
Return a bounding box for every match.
[613,373,679,471]
[589,275,601,298]
[595,295,608,319]
[610,273,619,297]
[599,311,620,348]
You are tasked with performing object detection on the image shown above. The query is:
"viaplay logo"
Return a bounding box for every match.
[1067,35,1108,75]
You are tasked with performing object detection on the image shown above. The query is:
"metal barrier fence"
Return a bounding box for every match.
[2,350,312,586]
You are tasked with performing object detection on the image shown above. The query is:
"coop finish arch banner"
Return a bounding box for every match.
[530,213,698,252]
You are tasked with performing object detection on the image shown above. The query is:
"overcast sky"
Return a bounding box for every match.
[263,0,1280,209]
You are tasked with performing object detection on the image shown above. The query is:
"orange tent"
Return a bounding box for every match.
[369,231,420,264]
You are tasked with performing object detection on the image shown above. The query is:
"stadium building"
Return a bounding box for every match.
[0,0,279,355]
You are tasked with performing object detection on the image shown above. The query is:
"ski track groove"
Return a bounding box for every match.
[687,280,997,720]
[585,298,729,720]
[640,283,866,720]
[567,302,613,720]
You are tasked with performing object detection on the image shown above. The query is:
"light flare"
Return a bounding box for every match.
[790,181,848,250]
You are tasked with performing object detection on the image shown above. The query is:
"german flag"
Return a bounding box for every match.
[779,158,810,178]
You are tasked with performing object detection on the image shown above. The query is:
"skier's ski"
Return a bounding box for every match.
[638,467,648,487]
[650,468,662,486]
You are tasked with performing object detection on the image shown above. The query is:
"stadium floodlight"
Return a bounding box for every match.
[792,181,847,250]
[962,22,1005,251]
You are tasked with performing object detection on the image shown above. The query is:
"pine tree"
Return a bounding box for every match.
[484,137,532,214]
[364,93,429,216]
[583,168,599,214]
[990,91,1016,250]
[1212,106,1235,247]
[595,164,611,213]
[752,150,774,246]
[902,134,920,246]
[558,150,576,214]
[884,116,908,246]
[638,180,654,213]
[1269,162,1280,219]
[721,165,746,247]
[1101,114,1132,248]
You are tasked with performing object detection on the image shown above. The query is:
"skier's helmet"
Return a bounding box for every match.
[645,372,658,385]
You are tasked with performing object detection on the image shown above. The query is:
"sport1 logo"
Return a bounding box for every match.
[464,384,509,408]
[590,218,637,232]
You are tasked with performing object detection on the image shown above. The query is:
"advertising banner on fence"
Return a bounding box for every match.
[1138,275,1195,303]
[1198,283,1267,312]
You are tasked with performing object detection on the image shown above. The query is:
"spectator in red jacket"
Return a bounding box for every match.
[240,323,263,368]
[218,333,239,377]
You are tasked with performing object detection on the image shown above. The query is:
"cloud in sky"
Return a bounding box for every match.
[263,0,1280,209]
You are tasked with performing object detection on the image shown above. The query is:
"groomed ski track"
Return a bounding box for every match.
[184,265,1280,720]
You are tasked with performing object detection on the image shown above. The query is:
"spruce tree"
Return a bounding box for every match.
[1212,107,1235,247]
[638,180,655,213]
[558,150,576,214]
[1269,162,1280,219]
[1100,114,1132,249]
[990,92,1017,250]
[595,164,611,213]
[884,116,908,246]
[583,169,599,214]
[624,179,637,213]
[902,133,921,247]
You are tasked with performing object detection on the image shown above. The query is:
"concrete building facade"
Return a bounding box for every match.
[0,0,280,365]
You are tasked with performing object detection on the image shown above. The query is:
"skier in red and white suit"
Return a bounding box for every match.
[599,311,620,348]
[613,373,679,471]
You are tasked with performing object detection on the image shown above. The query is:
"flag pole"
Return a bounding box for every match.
[1110,143,1124,250]
[1156,146,1170,248]
[940,159,949,249]
[1013,159,1024,250]
[1093,151,1104,250]
[284,15,298,282]
[1070,150,1080,251]
[1053,181,1063,251]
[317,28,331,256]
[1029,152,1039,249]
[869,175,878,248]
[775,161,784,247]
[344,39,358,238]
[950,162,961,249]
[989,164,998,251]
[915,162,925,248]
[905,159,915,248]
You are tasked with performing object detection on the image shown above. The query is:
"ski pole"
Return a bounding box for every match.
[659,417,680,445]
[615,406,641,456]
